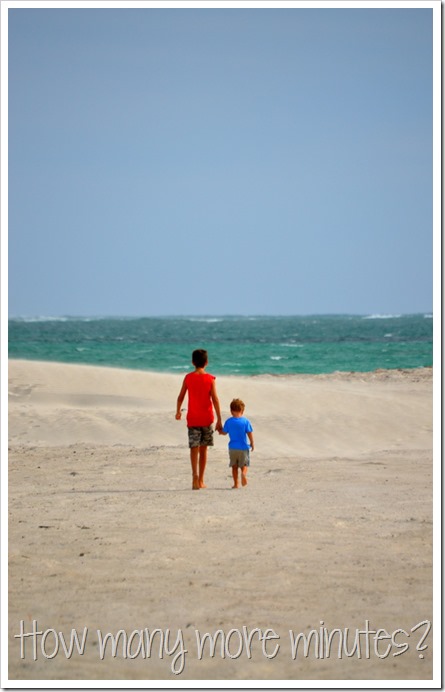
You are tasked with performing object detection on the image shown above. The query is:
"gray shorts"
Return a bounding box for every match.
[229,449,250,468]
[188,426,214,448]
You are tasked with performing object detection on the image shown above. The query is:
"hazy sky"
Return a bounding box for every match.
[7,3,434,317]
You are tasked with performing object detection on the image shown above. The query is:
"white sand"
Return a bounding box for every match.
[8,359,434,681]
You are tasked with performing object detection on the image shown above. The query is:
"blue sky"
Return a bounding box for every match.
[7,4,434,317]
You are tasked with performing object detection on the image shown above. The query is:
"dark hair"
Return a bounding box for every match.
[192,349,208,368]
[230,398,245,412]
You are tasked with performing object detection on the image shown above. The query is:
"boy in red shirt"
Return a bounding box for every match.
[175,349,222,490]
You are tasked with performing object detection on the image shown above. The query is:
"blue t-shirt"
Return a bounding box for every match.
[223,416,253,450]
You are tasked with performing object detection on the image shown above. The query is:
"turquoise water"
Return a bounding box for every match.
[8,314,433,376]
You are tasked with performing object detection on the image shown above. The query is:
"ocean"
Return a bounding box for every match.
[8,314,433,376]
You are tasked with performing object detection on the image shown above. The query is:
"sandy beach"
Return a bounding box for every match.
[7,359,434,682]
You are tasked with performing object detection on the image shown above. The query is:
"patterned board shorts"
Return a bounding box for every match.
[188,425,214,448]
[228,449,250,467]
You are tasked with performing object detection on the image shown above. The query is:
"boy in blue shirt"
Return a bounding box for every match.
[220,398,254,488]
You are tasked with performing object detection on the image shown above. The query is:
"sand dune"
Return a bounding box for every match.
[7,360,434,682]
[8,360,432,456]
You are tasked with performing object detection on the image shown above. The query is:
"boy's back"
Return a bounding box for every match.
[184,371,215,427]
[223,416,253,450]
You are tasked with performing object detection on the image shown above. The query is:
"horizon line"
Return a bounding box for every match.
[8,311,433,320]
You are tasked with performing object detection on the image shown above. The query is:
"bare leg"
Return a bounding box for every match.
[232,466,239,489]
[198,446,208,488]
[241,466,248,486]
[190,447,200,489]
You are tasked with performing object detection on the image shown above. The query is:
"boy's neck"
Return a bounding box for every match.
[231,411,244,418]
[194,367,206,374]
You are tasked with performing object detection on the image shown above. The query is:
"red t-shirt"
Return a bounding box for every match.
[184,371,215,427]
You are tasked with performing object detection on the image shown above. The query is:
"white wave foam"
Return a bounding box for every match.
[10,315,70,322]
[362,314,401,320]
[186,317,224,323]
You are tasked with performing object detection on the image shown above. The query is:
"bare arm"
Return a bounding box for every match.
[175,380,187,420]
[248,432,254,451]
[210,381,223,431]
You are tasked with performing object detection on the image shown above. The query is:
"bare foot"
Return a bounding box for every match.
[192,475,200,490]
[241,475,248,487]
[199,481,207,489]
[232,484,239,489]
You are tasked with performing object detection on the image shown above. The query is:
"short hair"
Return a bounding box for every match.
[230,398,245,412]
[192,349,208,368]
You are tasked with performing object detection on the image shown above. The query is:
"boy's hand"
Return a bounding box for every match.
[175,412,182,420]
